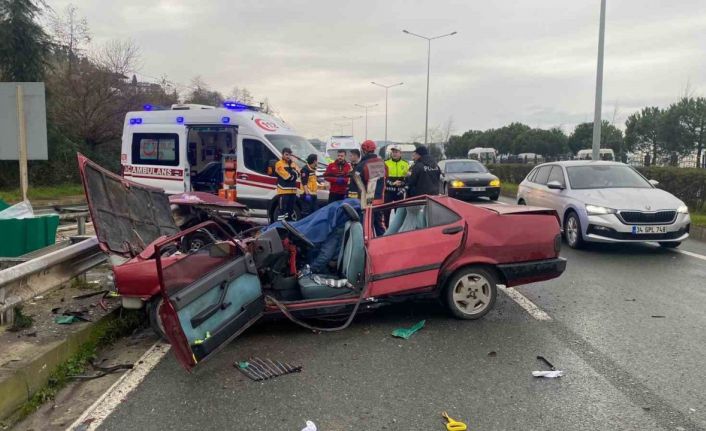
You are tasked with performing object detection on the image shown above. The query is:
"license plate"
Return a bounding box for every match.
[631,225,668,234]
[470,187,485,192]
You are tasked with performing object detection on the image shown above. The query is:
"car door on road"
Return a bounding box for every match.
[366,199,465,297]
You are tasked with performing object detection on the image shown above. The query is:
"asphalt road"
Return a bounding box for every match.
[94,210,706,431]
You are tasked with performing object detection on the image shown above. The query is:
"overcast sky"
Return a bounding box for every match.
[49,0,706,142]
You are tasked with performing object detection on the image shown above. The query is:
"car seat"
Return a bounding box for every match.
[299,220,365,299]
[383,205,427,236]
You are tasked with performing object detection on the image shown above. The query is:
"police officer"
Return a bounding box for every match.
[407,145,440,197]
[384,145,410,204]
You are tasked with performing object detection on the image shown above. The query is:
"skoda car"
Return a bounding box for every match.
[517,161,690,249]
[438,159,501,201]
[78,154,565,372]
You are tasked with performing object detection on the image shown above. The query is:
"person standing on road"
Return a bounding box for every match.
[324,150,351,203]
[349,149,361,171]
[299,154,319,217]
[274,147,300,220]
[352,140,386,235]
[407,145,440,197]
[384,145,410,203]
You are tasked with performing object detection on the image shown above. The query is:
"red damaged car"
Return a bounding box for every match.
[78,155,566,372]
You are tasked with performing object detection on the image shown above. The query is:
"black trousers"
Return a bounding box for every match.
[328,192,347,204]
[278,194,296,220]
[299,195,318,218]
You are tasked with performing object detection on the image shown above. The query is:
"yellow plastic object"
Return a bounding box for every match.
[442,412,467,431]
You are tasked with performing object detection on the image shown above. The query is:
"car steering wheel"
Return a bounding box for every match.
[280,220,315,249]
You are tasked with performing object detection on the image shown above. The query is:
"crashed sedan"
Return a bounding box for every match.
[78,154,566,372]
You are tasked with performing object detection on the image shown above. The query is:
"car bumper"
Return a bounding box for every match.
[497,257,567,287]
[448,186,500,200]
[583,213,691,243]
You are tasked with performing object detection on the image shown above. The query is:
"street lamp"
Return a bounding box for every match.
[371,81,403,145]
[403,29,457,145]
[342,115,362,137]
[591,0,607,161]
[354,103,378,140]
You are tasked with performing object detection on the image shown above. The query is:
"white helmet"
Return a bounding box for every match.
[388,145,402,152]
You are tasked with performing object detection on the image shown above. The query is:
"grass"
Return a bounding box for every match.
[13,309,144,423]
[501,182,518,198]
[691,211,706,227]
[0,184,83,204]
[8,306,33,332]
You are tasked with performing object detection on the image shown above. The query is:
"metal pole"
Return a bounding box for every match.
[16,85,29,202]
[384,88,388,144]
[364,106,368,140]
[424,39,431,145]
[592,0,606,161]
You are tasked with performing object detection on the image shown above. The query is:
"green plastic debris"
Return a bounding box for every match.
[55,315,81,325]
[238,361,250,369]
[391,320,426,340]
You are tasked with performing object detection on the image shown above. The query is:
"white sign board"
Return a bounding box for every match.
[0,82,48,160]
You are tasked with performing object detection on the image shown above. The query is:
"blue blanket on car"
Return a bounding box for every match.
[264,198,362,245]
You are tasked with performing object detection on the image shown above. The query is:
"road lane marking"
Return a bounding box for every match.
[66,342,171,431]
[498,285,552,321]
[671,248,706,262]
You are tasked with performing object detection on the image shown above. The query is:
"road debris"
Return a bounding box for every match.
[236,357,302,381]
[72,290,109,300]
[651,315,666,318]
[391,320,426,340]
[55,315,81,324]
[536,355,556,370]
[70,360,134,380]
[301,420,317,431]
[533,355,563,378]
[488,351,497,357]
[442,411,467,430]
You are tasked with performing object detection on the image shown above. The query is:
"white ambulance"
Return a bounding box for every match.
[120,102,328,221]
[324,135,358,161]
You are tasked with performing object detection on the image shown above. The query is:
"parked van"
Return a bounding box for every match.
[120,102,327,221]
[379,143,416,161]
[517,153,545,164]
[577,149,615,161]
[325,136,358,161]
[467,147,497,164]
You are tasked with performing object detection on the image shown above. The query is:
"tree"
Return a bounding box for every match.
[50,4,90,68]
[0,0,51,81]
[624,107,669,166]
[568,121,623,156]
[514,128,568,157]
[185,76,224,106]
[671,97,706,168]
[228,86,253,104]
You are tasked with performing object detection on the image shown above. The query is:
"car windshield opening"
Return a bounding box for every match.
[266,134,326,167]
[446,161,487,174]
[566,165,651,189]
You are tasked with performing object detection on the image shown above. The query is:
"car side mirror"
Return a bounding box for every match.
[546,180,565,190]
[648,179,659,186]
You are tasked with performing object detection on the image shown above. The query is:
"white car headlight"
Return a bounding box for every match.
[585,204,617,215]
[677,205,689,214]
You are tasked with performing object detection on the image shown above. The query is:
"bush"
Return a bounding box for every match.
[488,164,706,211]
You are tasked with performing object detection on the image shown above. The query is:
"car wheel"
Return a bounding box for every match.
[445,266,498,320]
[518,199,526,205]
[564,211,585,249]
[490,193,499,201]
[659,241,681,248]
[148,297,168,342]
[181,231,213,253]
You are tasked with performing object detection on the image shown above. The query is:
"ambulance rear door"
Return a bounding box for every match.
[123,124,187,194]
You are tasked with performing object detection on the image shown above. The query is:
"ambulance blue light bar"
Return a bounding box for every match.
[176,116,184,124]
[130,118,143,125]
[223,101,260,111]
[143,104,153,111]
[221,116,231,124]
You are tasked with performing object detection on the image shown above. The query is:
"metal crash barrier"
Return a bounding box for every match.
[0,236,106,326]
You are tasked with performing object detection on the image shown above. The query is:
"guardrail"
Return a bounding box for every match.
[0,236,106,326]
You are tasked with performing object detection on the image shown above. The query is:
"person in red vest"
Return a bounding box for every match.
[324,150,351,203]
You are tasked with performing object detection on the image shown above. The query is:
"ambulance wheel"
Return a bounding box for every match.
[148,297,168,342]
[444,266,498,320]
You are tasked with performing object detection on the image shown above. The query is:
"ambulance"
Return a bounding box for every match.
[119,102,328,221]
[324,135,358,161]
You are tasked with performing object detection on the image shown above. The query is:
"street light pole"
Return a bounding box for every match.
[403,29,457,145]
[342,116,362,138]
[592,0,607,161]
[354,103,378,140]
[371,81,403,145]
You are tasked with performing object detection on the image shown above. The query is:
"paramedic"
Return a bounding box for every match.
[324,150,351,203]
[274,147,300,220]
[300,154,319,217]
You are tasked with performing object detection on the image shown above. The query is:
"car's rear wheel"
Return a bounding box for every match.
[445,266,498,320]
[518,199,526,205]
[489,192,499,201]
[659,241,681,248]
[148,297,168,341]
[564,211,585,249]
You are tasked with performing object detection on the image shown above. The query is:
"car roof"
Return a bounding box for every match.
[442,159,484,163]
[537,160,626,168]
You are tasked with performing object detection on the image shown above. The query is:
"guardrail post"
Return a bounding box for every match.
[78,215,86,236]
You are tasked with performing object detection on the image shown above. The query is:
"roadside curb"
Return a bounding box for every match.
[0,307,122,421]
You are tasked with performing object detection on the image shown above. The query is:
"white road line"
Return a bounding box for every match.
[66,342,171,431]
[498,285,552,321]
[671,248,706,262]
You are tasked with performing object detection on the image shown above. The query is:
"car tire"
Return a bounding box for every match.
[489,193,499,201]
[444,266,498,320]
[659,241,681,248]
[564,211,585,249]
[148,297,168,342]
[181,231,213,253]
[518,199,526,205]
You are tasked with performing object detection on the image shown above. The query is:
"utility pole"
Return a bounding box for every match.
[592,0,607,161]
[354,103,378,140]
[371,81,403,144]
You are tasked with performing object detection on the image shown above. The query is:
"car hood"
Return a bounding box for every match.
[570,187,684,211]
[446,172,497,182]
[77,153,179,257]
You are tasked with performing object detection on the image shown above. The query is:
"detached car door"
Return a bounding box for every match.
[367,198,465,297]
[156,226,265,372]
